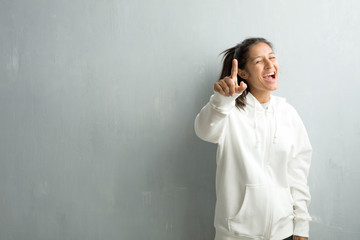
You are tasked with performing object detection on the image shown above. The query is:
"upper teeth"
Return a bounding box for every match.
[264,72,275,77]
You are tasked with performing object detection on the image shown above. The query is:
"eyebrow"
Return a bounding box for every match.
[250,52,275,61]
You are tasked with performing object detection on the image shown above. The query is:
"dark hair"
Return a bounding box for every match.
[219,37,273,110]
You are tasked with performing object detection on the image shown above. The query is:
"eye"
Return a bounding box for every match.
[269,56,276,60]
[255,60,263,64]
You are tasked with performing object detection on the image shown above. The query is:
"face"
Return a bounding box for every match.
[238,42,279,95]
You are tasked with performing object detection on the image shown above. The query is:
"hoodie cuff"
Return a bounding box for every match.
[293,219,309,238]
[209,91,241,114]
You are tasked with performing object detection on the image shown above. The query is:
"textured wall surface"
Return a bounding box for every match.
[1,0,359,239]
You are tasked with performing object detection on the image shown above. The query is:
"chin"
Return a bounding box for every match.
[270,81,279,91]
[271,85,279,91]
[266,82,278,91]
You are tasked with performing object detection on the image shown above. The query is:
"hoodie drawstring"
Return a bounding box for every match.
[253,100,279,147]
[254,104,260,148]
[273,104,279,144]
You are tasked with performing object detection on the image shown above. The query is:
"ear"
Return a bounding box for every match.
[238,69,248,79]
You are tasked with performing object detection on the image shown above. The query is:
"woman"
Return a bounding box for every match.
[194,38,312,240]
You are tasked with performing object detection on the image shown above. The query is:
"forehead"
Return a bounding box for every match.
[248,42,274,57]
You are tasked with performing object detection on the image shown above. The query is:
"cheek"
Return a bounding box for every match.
[249,66,262,76]
[246,65,264,82]
[274,62,279,70]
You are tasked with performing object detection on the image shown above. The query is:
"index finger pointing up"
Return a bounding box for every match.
[231,59,238,81]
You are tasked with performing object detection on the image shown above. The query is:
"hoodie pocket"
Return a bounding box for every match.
[228,184,268,238]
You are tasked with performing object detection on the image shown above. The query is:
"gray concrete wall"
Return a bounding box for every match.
[1,0,359,239]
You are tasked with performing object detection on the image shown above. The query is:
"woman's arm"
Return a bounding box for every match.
[194,92,239,143]
[288,111,312,238]
[194,59,246,143]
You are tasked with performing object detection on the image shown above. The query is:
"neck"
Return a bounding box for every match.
[249,90,271,104]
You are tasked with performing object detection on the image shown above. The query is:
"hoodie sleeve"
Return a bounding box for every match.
[194,91,240,143]
[287,109,312,237]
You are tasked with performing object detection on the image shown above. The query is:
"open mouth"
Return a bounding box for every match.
[263,72,276,81]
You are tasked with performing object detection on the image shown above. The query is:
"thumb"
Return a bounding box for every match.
[235,81,247,93]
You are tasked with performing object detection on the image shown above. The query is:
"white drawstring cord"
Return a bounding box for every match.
[254,104,260,148]
[272,104,279,144]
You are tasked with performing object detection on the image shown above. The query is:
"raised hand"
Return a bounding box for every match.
[214,59,247,97]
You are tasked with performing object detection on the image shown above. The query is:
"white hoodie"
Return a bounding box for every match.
[195,92,312,240]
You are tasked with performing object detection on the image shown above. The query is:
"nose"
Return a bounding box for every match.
[264,58,273,69]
